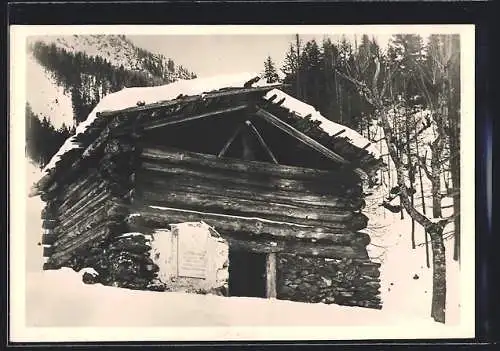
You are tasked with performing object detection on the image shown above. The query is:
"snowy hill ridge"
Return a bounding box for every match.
[26,34,196,129]
[29,34,195,82]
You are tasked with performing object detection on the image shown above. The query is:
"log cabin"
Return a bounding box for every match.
[31,73,385,309]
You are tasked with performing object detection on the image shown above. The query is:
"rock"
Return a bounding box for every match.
[413,274,419,280]
[82,272,99,284]
[320,276,332,287]
[279,286,294,296]
[147,279,167,292]
[323,296,336,304]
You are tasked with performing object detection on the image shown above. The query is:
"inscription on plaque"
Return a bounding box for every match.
[177,225,209,279]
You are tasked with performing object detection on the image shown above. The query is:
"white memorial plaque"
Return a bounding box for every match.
[177,224,209,279]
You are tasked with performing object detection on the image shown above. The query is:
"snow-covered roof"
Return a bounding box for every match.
[263,89,380,158]
[38,72,271,178]
[33,72,382,194]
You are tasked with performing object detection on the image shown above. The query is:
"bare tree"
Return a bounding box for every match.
[336,54,454,323]
[413,34,461,262]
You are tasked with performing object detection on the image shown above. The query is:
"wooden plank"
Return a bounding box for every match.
[226,237,368,259]
[56,205,109,243]
[55,169,101,206]
[48,223,110,265]
[139,163,362,197]
[331,129,347,138]
[254,108,367,178]
[133,205,370,240]
[43,246,54,257]
[140,145,357,183]
[217,123,245,157]
[57,186,109,222]
[138,174,364,210]
[245,120,279,164]
[142,104,248,131]
[266,253,277,298]
[139,190,355,227]
[41,233,57,245]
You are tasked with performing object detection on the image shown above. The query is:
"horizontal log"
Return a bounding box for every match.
[41,233,57,245]
[57,192,110,230]
[42,262,59,270]
[43,246,54,257]
[41,206,58,220]
[131,206,369,242]
[140,145,358,184]
[55,206,109,245]
[139,162,362,197]
[139,189,356,226]
[42,220,58,230]
[49,223,111,266]
[227,237,368,259]
[138,172,364,210]
[57,179,110,218]
[57,197,120,238]
[52,169,102,205]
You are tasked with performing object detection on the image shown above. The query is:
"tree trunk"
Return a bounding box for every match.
[414,114,430,267]
[295,34,301,99]
[431,151,442,218]
[377,105,448,324]
[429,224,446,323]
[449,35,461,263]
[406,120,416,249]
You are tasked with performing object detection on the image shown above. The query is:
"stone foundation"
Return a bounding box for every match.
[276,253,382,309]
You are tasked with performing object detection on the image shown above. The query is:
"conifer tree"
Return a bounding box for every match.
[263,55,279,83]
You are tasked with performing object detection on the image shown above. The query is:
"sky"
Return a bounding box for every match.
[128,34,393,78]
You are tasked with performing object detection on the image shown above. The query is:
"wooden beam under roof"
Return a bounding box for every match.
[142,104,248,131]
[98,84,284,118]
[254,108,367,179]
[245,120,279,164]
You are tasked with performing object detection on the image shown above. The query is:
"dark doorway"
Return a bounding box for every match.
[228,249,267,298]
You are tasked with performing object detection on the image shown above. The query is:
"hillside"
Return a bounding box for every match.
[25,34,196,167]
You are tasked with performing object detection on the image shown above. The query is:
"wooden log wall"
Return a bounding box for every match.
[136,144,367,232]
[131,142,382,306]
[131,143,374,261]
[41,114,160,283]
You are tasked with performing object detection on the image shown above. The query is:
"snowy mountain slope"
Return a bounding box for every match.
[25,34,196,131]
[29,34,194,82]
[26,55,73,129]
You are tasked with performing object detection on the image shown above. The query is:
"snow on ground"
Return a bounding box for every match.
[366,205,460,326]
[26,55,74,129]
[20,161,464,337]
[364,120,460,325]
